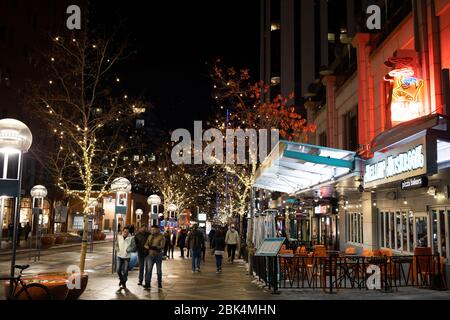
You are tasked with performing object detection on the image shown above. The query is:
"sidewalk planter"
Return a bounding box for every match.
[37,272,89,300]
[54,235,67,245]
[3,276,69,300]
[41,235,55,248]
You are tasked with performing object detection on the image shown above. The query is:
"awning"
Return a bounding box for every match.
[254,140,359,194]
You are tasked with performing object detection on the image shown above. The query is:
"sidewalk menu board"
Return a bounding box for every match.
[255,237,285,257]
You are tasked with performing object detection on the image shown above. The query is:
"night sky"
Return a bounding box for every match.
[90,1,260,132]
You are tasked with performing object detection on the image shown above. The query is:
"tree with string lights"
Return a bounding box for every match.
[28,29,142,272]
[208,59,316,238]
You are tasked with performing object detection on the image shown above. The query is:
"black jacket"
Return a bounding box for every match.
[212,235,226,251]
[134,231,150,257]
[177,232,187,247]
[186,230,204,250]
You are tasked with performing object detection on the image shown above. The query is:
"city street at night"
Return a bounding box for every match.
[1,0,450,316]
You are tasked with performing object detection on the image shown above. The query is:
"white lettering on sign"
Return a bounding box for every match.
[364,145,424,184]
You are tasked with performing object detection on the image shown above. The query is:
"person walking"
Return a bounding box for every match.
[17,223,22,246]
[168,229,176,259]
[200,227,207,263]
[24,222,31,242]
[208,228,216,249]
[134,225,150,286]
[163,230,170,258]
[225,224,240,264]
[115,226,135,289]
[212,229,226,273]
[7,222,14,243]
[143,225,165,290]
[186,224,204,273]
[177,228,187,258]
[186,229,191,258]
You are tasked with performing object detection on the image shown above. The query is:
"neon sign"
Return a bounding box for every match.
[389,69,424,123]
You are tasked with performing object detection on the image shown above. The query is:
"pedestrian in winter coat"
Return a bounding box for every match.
[225,224,240,263]
[177,229,187,258]
[134,225,150,286]
[143,225,165,290]
[115,227,136,289]
[212,229,226,273]
[186,225,204,272]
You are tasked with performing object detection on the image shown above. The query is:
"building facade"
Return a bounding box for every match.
[254,0,450,283]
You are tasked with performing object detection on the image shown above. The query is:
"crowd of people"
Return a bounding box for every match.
[114,222,241,290]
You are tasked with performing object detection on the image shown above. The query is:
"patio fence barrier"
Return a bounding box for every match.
[252,254,447,294]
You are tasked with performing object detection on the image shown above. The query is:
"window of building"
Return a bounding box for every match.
[346,211,363,244]
[343,108,358,151]
[318,131,327,147]
[73,215,84,230]
[379,209,413,252]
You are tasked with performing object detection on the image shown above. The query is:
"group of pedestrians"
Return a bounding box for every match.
[116,224,164,290]
[6,222,32,245]
[114,222,241,289]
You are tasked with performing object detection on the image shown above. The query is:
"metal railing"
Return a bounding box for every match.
[252,254,447,294]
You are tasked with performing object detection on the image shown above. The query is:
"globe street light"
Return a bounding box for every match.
[147,194,161,227]
[135,209,143,228]
[168,203,177,219]
[110,177,131,273]
[0,118,32,281]
[30,184,47,261]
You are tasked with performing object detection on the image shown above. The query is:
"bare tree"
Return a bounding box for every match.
[29,29,139,272]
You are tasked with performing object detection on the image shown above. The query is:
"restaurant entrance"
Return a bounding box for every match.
[312,214,339,250]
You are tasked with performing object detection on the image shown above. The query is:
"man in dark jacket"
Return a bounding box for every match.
[177,229,187,258]
[134,225,150,286]
[186,224,204,273]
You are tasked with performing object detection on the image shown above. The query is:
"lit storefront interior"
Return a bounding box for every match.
[253,140,360,249]
[363,114,450,262]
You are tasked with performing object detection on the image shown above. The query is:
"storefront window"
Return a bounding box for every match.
[384,212,390,248]
[396,211,402,250]
[402,210,408,251]
[415,216,428,247]
[379,212,385,247]
[408,211,414,252]
[346,212,363,244]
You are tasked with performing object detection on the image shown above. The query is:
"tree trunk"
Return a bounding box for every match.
[79,211,89,272]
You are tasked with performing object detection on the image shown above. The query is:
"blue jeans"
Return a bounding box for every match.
[117,257,130,284]
[138,255,147,284]
[215,255,223,271]
[145,254,163,287]
[191,248,202,271]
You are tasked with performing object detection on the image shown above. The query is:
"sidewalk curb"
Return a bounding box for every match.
[0,240,113,256]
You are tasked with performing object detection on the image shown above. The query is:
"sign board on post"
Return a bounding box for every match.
[255,237,286,257]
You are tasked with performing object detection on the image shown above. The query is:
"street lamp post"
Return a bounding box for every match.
[168,203,177,219]
[147,194,161,227]
[111,177,131,273]
[0,119,32,284]
[135,209,143,228]
[30,185,47,261]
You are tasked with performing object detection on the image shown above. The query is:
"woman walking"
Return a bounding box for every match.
[177,228,187,258]
[212,229,226,273]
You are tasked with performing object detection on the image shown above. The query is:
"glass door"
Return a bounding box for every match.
[430,207,449,259]
[413,213,429,249]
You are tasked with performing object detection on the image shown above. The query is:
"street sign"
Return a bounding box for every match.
[255,237,286,257]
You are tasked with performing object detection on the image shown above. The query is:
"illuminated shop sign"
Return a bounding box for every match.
[391,76,424,123]
[363,135,437,189]
[365,145,424,183]
[401,176,428,190]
